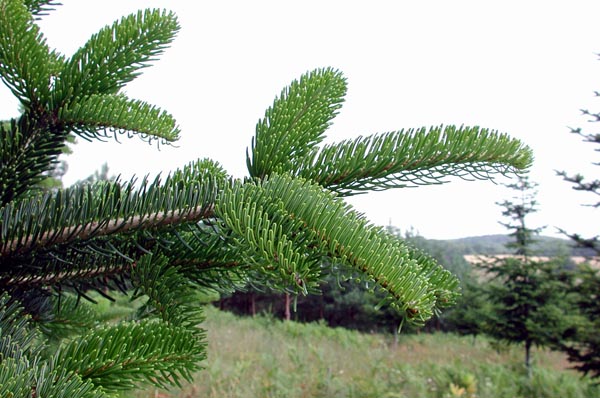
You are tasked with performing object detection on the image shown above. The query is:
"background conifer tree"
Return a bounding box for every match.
[555,66,600,381]
[0,1,533,395]
[476,176,573,378]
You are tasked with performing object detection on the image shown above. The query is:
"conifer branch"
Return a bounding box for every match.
[0,115,70,205]
[23,0,60,18]
[54,9,180,103]
[247,67,347,178]
[0,0,58,106]
[59,94,180,143]
[0,1,534,393]
[131,254,205,331]
[216,174,460,322]
[296,125,533,195]
[1,159,223,257]
[52,320,205,392]
[1,257,131,289]
[0,294,107,398]
[0,292,44,360]
[1,201,215,257]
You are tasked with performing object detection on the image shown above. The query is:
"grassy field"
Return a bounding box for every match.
[137,306,596,398]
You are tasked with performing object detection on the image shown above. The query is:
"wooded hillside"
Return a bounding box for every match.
[432,234,595,257]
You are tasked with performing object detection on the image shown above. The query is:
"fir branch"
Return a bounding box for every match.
[0,0,535,390]
[54,9,180,103]
[1,196,214,257]
[0,161,221,258]
[131,253,205,331]
[35,365,110,398]
[159,224,251,292]
[0,357,38,398]
[216,174,460,323]
[22,0,60,18]
[217,178,324,293]
[0,115,70,205]
[38,293,99,340]
[59,94,180,143]
[0,292,44,360]
[0,160,227,296]
[247,67,347,178]
[1,253,131,292]
[52,319,205,392]
[0,294,108,398]
[0,0,59,106]
[296,125,533,195]
[0,358,109,398]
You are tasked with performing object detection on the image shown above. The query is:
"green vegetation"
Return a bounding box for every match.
[4,0,600,394]
[0,1,533,396]
[554,89,600,380]
[217,227,474,334]
[556,264,600,380]
[139,306,597,398]
[473,177,573,377]
[430,235,581,258]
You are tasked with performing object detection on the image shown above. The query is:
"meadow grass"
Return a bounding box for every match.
[137,306,596,398]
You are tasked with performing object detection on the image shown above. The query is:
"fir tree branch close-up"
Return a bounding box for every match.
[0,0,533,395]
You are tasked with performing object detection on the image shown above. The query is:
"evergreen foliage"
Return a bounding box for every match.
[440,277,491,339]
[475,176,574,378]
[217,227,473,333]
[557,264,600,380]
[0,1,532,394]
[555,70,600,380]
[496,177,543,256]
[557,107,600,253]
[442,234,580,257]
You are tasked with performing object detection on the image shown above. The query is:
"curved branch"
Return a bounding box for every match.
[296,125,532,196]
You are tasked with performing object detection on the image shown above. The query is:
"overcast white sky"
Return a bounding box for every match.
[2,0,600,240]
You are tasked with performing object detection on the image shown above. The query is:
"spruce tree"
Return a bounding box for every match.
[558,264,600,380]
[477,176,572,378]
[555,66,600,381]
[557,101,600,253]
[0,1,533,395]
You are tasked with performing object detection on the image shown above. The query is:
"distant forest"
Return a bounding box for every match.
[430,234,596,257]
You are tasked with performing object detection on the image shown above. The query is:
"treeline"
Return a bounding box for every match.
[436,234,595,257]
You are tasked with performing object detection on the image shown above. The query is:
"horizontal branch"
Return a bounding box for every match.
[1,260,130,288]
[2,204,215,257]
